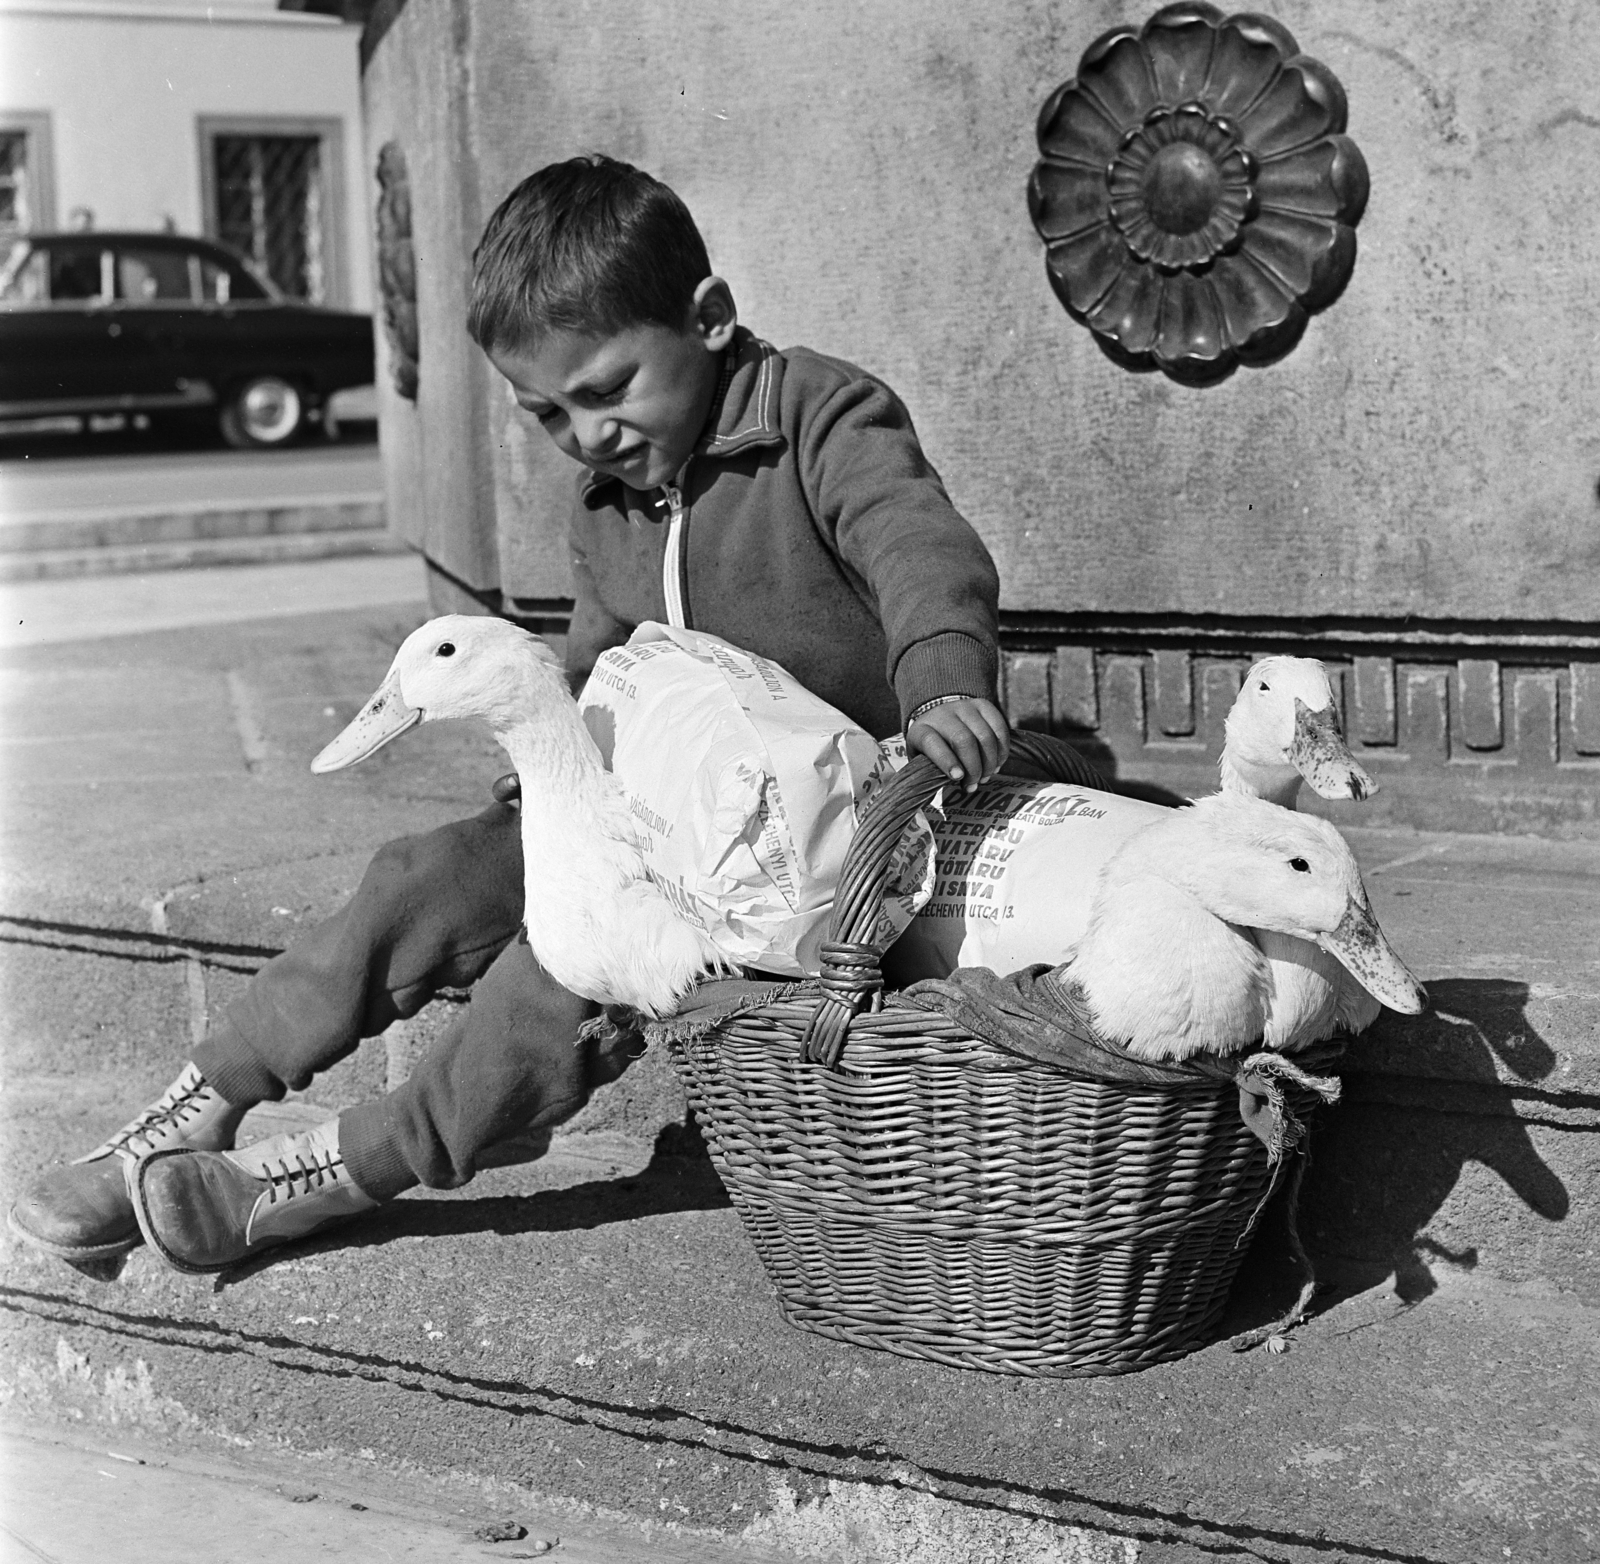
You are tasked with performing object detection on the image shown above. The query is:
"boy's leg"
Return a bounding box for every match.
[130,941,644,1271]
[194,800,527,1103]
[9,799,525,1261]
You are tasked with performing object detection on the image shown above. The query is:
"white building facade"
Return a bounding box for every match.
[0,0,371,309]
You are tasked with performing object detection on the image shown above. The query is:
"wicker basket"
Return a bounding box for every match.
[665,732,1284,1377]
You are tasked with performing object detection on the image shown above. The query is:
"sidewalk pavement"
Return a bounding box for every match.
[0,569,1595,1563]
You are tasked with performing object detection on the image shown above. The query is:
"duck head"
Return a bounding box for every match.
[1222,655,1376,806]
[1127,795,1426,1017]
[311,614,567,773]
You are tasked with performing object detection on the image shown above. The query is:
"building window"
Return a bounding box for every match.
[0,114,56,239]
[198,117,345,305]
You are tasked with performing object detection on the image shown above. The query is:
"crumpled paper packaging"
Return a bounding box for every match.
[577,625,933,978]
[890,778,1167,981]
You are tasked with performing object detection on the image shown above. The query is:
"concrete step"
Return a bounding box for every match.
[3,1077,1595,1563]
[0,502,399,581]
[0,495,385,554]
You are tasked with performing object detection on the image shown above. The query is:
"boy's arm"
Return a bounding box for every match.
[564,533,633,696]
[797,372,1008,786]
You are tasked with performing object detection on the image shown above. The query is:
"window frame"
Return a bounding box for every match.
[196,114,347,307]
[0,112,58,236]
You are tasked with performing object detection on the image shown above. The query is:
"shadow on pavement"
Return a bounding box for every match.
[1222,976,1570,1336]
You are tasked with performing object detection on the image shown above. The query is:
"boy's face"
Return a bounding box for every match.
[488,280,736,493]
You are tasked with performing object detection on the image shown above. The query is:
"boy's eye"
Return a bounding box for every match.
[524,404,563,426]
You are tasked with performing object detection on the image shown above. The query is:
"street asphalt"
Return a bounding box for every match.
[0,567,1595,1562]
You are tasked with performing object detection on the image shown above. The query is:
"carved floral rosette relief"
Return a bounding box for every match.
[1028,3,1369,385]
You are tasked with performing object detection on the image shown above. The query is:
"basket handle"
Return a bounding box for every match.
[798,729,1112,1067]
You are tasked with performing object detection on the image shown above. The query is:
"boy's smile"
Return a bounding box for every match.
[488,279,737,493]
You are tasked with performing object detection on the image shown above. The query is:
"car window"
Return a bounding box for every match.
[0,242,48,303]
[194,256,230,303]
[49,247,107,302]
[226,260,271,301]
[116,247,193,303]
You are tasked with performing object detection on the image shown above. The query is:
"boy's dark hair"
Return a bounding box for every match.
[468,155,710,353]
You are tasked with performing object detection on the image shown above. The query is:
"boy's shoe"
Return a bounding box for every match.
[8,1064,249,1261]
[130,1119,379,1274]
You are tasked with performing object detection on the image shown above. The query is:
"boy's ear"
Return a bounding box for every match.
[690,277,738,353]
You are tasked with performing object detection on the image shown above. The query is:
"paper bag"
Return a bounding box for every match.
[889,778,1167,980]
[577,625,933,977]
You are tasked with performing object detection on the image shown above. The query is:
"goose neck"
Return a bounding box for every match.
[1219,751,1302,809]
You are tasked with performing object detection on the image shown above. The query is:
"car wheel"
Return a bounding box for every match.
[219,376,306,449]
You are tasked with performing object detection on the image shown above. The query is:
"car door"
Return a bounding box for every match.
[0,239,121,412]
[107,243,215,411]
[172,249,278,405]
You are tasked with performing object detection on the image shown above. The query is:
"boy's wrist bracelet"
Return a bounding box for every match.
[907,694,969,726]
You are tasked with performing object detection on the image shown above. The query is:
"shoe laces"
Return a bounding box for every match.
[261,1148,348,1204]
[106,1071,219,1158]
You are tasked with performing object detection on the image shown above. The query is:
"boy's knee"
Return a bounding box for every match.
[359,805,515,910]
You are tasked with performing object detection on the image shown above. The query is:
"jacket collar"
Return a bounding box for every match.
[579,326,783,505]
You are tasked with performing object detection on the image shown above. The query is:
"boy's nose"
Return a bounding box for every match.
[574,413,620,459]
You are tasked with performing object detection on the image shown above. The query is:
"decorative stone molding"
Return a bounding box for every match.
[497,593,1599,831]
[375,140,419,402]
[998,620,1600,832]
[1029,3,1368,384]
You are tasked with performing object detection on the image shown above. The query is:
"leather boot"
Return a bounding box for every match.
[131,1119,379,1274]
[9,1064,249,1260]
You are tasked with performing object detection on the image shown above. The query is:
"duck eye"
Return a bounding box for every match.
[1289,857,1310,873]
[436,642,456,658]
[1258,681,1271,693]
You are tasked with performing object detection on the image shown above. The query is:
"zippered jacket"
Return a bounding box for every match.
[567,326,1000,739]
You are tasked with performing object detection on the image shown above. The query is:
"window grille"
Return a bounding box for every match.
[0,131,31,237]
[211,134,326,302]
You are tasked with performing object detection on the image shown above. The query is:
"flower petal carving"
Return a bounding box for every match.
[1030,6,1368,384]
[1044,224,1128,319]
[1036,78,1122,166]
[1074,29,1158,128]
[1086,265,1165,357]
[1253,137,1368,224]
[1029,162,1110,242]
[1238,58,1348,157]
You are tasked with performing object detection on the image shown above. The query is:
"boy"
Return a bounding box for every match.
[11,156,1010,1273]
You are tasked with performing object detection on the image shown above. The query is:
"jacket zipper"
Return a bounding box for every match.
[659,476,690,629]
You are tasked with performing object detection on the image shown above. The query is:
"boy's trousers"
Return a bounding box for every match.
[189,799,639,1200]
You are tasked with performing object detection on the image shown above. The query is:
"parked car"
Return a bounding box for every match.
[0,231,375,448]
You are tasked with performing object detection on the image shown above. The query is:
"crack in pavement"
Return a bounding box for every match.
[0,1285,1465,1564]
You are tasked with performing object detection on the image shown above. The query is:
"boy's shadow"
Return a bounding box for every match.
[1222,976,1570,1333]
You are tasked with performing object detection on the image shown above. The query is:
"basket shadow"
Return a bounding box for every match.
[363,1120,732,1246]
[1007,722,1189,808]
[1219,976,1569,1338]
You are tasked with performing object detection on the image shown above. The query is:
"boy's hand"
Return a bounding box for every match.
[907,698,1010,792]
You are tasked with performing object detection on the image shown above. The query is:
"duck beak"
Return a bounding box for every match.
[1288,699,1378,801]
[1315,893,1426,1014]
[310,666,422,773]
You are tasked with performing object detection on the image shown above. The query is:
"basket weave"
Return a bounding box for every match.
[665,731,1284,1377]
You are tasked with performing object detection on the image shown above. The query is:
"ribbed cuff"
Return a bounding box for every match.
[338,1097,420,1201]
[893,632,999,731]
[191,1037,286,1109]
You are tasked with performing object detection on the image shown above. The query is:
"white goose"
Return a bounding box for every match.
[1061,791,1423,1062]
[1219,654,1375,809]
[310,615,721,1017]
[1220,656,1383,1050]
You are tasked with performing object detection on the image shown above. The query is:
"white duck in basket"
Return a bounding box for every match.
[1222,656,1385,1048]
[1219,654,1375,808]
[310,615,722,1017]
[1058,791,1424,1062]
[896,654,1388,1045]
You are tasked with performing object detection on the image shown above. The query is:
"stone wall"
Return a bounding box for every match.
[359,0,1600,830]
